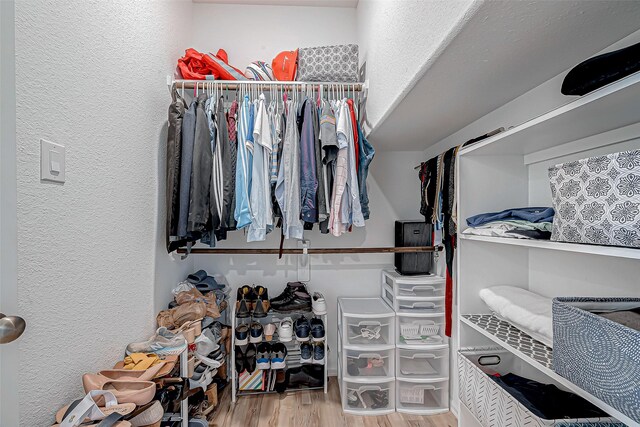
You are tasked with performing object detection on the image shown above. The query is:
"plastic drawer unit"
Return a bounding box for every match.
[338,297,395,347]
[396,312,447,347]
[342,379,396,415]
[382,284,445,314]
[396,346,449,381]
[395,378,449,415]
[383,270,446,298]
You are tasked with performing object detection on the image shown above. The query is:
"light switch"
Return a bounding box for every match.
[40,139,65,183]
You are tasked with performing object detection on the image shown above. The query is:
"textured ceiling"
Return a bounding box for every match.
[369,1,640,151]
[193,0,358,8]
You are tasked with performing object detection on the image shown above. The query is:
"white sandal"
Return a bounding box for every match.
[53,390,135,427]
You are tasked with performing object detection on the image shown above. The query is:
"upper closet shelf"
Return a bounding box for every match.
[459,234,640,260]
[459,71,640,157]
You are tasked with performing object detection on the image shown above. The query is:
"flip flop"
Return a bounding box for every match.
[53,390,135,427]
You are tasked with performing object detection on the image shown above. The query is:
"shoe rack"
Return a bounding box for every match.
[231,301,329,402]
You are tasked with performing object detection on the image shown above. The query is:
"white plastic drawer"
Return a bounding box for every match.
[396,379,449,415]
[397,347,449,380]
[343,347,394,380]
[396,313,447,347]
[342,379,395,415]
[383,270,446,298]
[342,315,394,347]
[382,284,445,314]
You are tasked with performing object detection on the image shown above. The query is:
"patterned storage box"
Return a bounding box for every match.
[458,347,623,427]
[548,149,640,248]
[553,297,640,424]
[296,44,359,82]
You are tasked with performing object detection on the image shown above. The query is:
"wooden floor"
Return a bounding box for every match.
[210,377,457,427]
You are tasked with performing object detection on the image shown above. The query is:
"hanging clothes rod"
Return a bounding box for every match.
[176,246,441,255]
[170,79,365,91]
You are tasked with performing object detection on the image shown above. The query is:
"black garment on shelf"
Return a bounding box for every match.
[562,41,640,96]
[489,373,609,420]
[507,229,552,240]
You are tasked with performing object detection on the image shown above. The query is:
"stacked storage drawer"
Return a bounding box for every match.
[338,297,396,415]
[382,270,450,415]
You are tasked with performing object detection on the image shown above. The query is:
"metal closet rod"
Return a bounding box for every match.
[176,246,442,255]
[171,79,365,91]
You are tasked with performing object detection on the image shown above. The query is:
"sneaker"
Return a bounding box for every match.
[264,323,277,341]
[194,329,219,356]
[312,342,325,365]
[270,342,287,369]
[312,292,327,315]
[294,317,311,342]
[253,286,270,317]
[269,282,306,306]
[235,324,249,346]
[271,286,312,313]
[278,317,293,342]
[256,342,271,369]
[310,318,325,342]
[300,342,313,364]
[126,327,187,356]
[249,322,264,344]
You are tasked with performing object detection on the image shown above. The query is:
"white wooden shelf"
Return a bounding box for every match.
[459,70,640,157]
[459,234,640,260]
[460,315,635,426]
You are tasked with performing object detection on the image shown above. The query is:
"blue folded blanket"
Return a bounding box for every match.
[467,207,554,227]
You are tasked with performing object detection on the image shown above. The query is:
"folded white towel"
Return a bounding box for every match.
[479,286,553,347]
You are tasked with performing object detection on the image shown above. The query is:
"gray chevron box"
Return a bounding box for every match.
[553,297,640,425]
[458,347,623,426]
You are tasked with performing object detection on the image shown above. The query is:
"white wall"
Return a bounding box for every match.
[190,2,357,72]
[356,0,478,134]
[14,1,192,425]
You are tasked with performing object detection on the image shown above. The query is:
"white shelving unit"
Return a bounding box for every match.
[456,71,640,427]
[231,302,328,403]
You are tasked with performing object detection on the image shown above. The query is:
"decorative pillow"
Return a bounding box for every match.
[548,149,640,248]
[296,44,359,83]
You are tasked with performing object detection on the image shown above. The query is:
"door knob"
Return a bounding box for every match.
[0,313,26,344]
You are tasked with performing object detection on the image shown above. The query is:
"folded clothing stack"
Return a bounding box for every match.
[464,207,554,240]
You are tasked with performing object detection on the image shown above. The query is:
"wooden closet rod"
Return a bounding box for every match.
[176,246,441,255]
[171,79,365,91]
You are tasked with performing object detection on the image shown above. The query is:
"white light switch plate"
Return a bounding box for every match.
[40,139,65,183]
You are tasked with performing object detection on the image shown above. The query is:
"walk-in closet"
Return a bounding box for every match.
[1,1,640,426]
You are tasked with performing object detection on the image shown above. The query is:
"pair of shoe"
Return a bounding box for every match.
[235,322,266,345]
[235,344,257,374]
[236,285,269,318]
[285,365,324,389]
[300,342,325,365]
[255,342,288,369]
[125,327,187,356]
[293,317,325,342]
